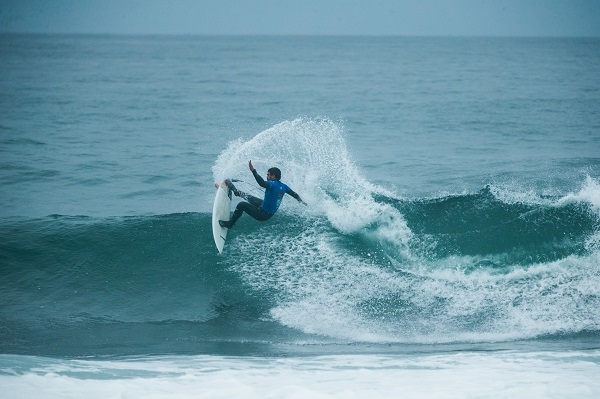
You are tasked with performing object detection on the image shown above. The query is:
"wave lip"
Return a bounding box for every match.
[397,184,599,267]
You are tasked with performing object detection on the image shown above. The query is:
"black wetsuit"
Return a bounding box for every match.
[223,170,302,228]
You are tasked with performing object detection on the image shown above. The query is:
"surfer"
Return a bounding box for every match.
[216,160,307,229]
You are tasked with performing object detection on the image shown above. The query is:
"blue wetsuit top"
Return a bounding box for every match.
[252,169,302,215]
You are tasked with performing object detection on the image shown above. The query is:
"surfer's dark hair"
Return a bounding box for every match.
[268,167,281,180]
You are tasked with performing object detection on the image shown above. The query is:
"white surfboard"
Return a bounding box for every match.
[212,181,231,254]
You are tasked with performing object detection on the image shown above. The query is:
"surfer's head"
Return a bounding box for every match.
[267,167,281,181]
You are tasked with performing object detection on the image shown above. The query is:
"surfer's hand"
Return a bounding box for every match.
[300,200,307,206]
[214,183,219,189]
[248,160,255,172]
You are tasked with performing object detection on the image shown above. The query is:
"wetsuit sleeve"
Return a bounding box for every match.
[252,169,270,189]
[286,187,303,202]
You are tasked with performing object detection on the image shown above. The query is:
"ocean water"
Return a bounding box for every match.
[1,34,600,397]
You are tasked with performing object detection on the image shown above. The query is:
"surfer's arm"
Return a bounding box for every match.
[287,188,307,206]
[252,169,270,189]
[249,160,269,188]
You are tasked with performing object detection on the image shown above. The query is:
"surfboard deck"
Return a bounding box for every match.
[212,181,231,254]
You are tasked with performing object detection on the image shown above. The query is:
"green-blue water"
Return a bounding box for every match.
[1,35,599,397]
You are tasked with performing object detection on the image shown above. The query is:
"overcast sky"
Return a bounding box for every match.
[1,0,599,37]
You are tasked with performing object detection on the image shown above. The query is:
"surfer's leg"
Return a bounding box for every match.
[234,201,272,223]
[242,202,272,222]
[220,202,249,228]
[224,206,243,227]
[221,201,271,228]
[223,180,263,204]
[232,189,256,203]
[246,195,263,208]
[224,179,241,197]
[229,187,260,205]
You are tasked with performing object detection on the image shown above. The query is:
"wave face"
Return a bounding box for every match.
[2,119,600,356]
